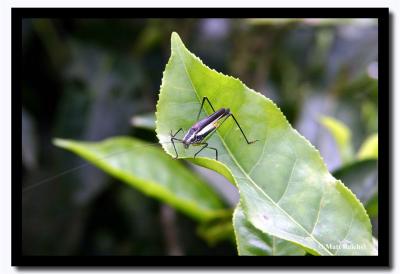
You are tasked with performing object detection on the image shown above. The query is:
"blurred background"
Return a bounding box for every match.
[22,18,378,256]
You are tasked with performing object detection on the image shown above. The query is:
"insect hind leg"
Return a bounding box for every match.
[196,96,216,121]
[218,113,258,144]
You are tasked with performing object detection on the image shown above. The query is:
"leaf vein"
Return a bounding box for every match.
[310,193,324,235]
[248,136,268,175]
[276,157,297,204]
[174,45,333,256]
[334,210,355,255]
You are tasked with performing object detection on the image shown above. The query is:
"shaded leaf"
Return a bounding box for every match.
[365,193,378,219]
[197,213,235,246]
[156,32,374,255]
[233,204,305,255]
[54,137,227,222]
[333,159,378,216]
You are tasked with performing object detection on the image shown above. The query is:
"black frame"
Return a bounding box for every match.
[13,8,390,267]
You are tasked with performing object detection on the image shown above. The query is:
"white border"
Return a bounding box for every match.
[1,1,398,273]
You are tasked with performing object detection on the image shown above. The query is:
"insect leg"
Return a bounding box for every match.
[169,128,184,158]
[196,96,216,121]
[170,128,183,137]
[194,142,218,161]
[219,113,258,144]
[170,136,183,159]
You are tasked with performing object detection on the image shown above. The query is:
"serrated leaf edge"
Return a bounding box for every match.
[157,32,373,255]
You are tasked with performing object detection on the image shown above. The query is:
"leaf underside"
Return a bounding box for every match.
[156,32,375,255]
[54,137,227,222]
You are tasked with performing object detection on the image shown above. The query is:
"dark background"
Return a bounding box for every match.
[21,18,378,256]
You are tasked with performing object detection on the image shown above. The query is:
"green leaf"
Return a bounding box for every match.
[156,32,374,255]
[319,116,354,163]
[357,133,378,160]
[197,213,235,246]
[54,136,227,222]
[365,193,378,219]
[233,204,306,255]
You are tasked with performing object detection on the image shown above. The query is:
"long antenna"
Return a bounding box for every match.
[22,141,171,193]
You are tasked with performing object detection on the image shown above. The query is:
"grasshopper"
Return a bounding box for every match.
[170,96,258,160]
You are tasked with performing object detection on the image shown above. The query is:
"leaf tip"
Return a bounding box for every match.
[171,31,179,40]
[170,32,185,53]
[52,138,69,148]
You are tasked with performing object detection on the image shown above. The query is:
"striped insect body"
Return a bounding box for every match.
[170,97,258,161]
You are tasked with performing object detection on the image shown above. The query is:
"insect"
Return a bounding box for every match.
[170,96,258,161]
